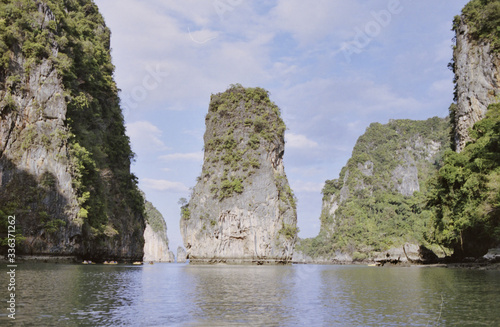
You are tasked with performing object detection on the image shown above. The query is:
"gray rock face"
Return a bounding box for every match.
[453,20,500,152]
[322,133,445,235]
[292,249,351,264]
[143,224,174,263]
[142,197,174,263]
[310,118,449,262]
[177,246,187,263]
[0,51,81,255]
[0,3,145,261]
[180,85,297,264]
[391,151,419,197]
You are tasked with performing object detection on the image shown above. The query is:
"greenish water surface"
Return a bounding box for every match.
[1,263,499,326]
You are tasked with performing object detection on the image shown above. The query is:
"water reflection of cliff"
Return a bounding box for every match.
[184,265,294,326]
[11,263,142,326]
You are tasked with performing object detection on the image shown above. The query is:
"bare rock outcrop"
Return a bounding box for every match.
[295,118,449,262]
[452,17,500,152]
[143,197,174,262]
[0,1,145,261]
[180,85,297,264]
[177,246,187,263]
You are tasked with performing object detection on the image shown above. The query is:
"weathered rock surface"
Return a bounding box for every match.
[143,198,174,263]
[453,18,500,152]
[296,118,449,263]
[292,249,352,264]
[0,1,145,261]
[177,246,187,263]
[180,85,297,264]
[321,118,448,237]
[0,52,82,256]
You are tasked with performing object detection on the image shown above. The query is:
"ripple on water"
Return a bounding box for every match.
[0,263,499,326]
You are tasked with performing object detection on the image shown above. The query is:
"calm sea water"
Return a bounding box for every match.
[1,262,499,326]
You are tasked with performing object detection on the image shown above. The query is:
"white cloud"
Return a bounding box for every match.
[290,181,325,193]
[93,0,469,248]
[286,133,319,149]
[160,152,204,162]
[126,121,169,154]
[96,0,276,113]
[270,0,364,46]
[141,178,189,193]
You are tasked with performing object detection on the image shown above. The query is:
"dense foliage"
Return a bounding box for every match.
[0,0,144,245]
[455,0,500,50]
[144,198,168,243]
[428,104,500,257]
[203,84,288,200]
[186,84,298,240]
[297,117,449,260]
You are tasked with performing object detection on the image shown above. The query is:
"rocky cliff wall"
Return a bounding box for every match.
[143,198,174,262]
[0,0,145,261]
[320,118,447,237]
[452,11,500,152]
[0,52,81,255]
[143,224,174,263]
[180,85,297,264]
[295,117,449,261]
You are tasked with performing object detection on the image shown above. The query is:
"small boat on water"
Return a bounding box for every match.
[132,262,143,265]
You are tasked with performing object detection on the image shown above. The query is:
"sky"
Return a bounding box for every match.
[93,0,470,253]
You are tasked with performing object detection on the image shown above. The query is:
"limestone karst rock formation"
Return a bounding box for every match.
[177,246,187,264]
[0,0,145,261]
[452,7,500,152]
[143,197,175,262]
[295,117,449,262]
[180,85,298,264]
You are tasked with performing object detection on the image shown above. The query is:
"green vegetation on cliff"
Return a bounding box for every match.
[428,103,500,257]
[455,0,500,50]
[297,117,449,260]
[0,0,144,255]
[144,197,168,243]
[427,0,500,258]
[203,84,289,201]
[181,84,298,261]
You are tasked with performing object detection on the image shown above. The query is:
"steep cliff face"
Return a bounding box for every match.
[143,197,174,262]
[426,0,500,258]
[177,246,187,263]
[0,1,145,261]
[296,117,449,261]
[180,85,297,264]
[452,2,500,152]
[0,52,81,255]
